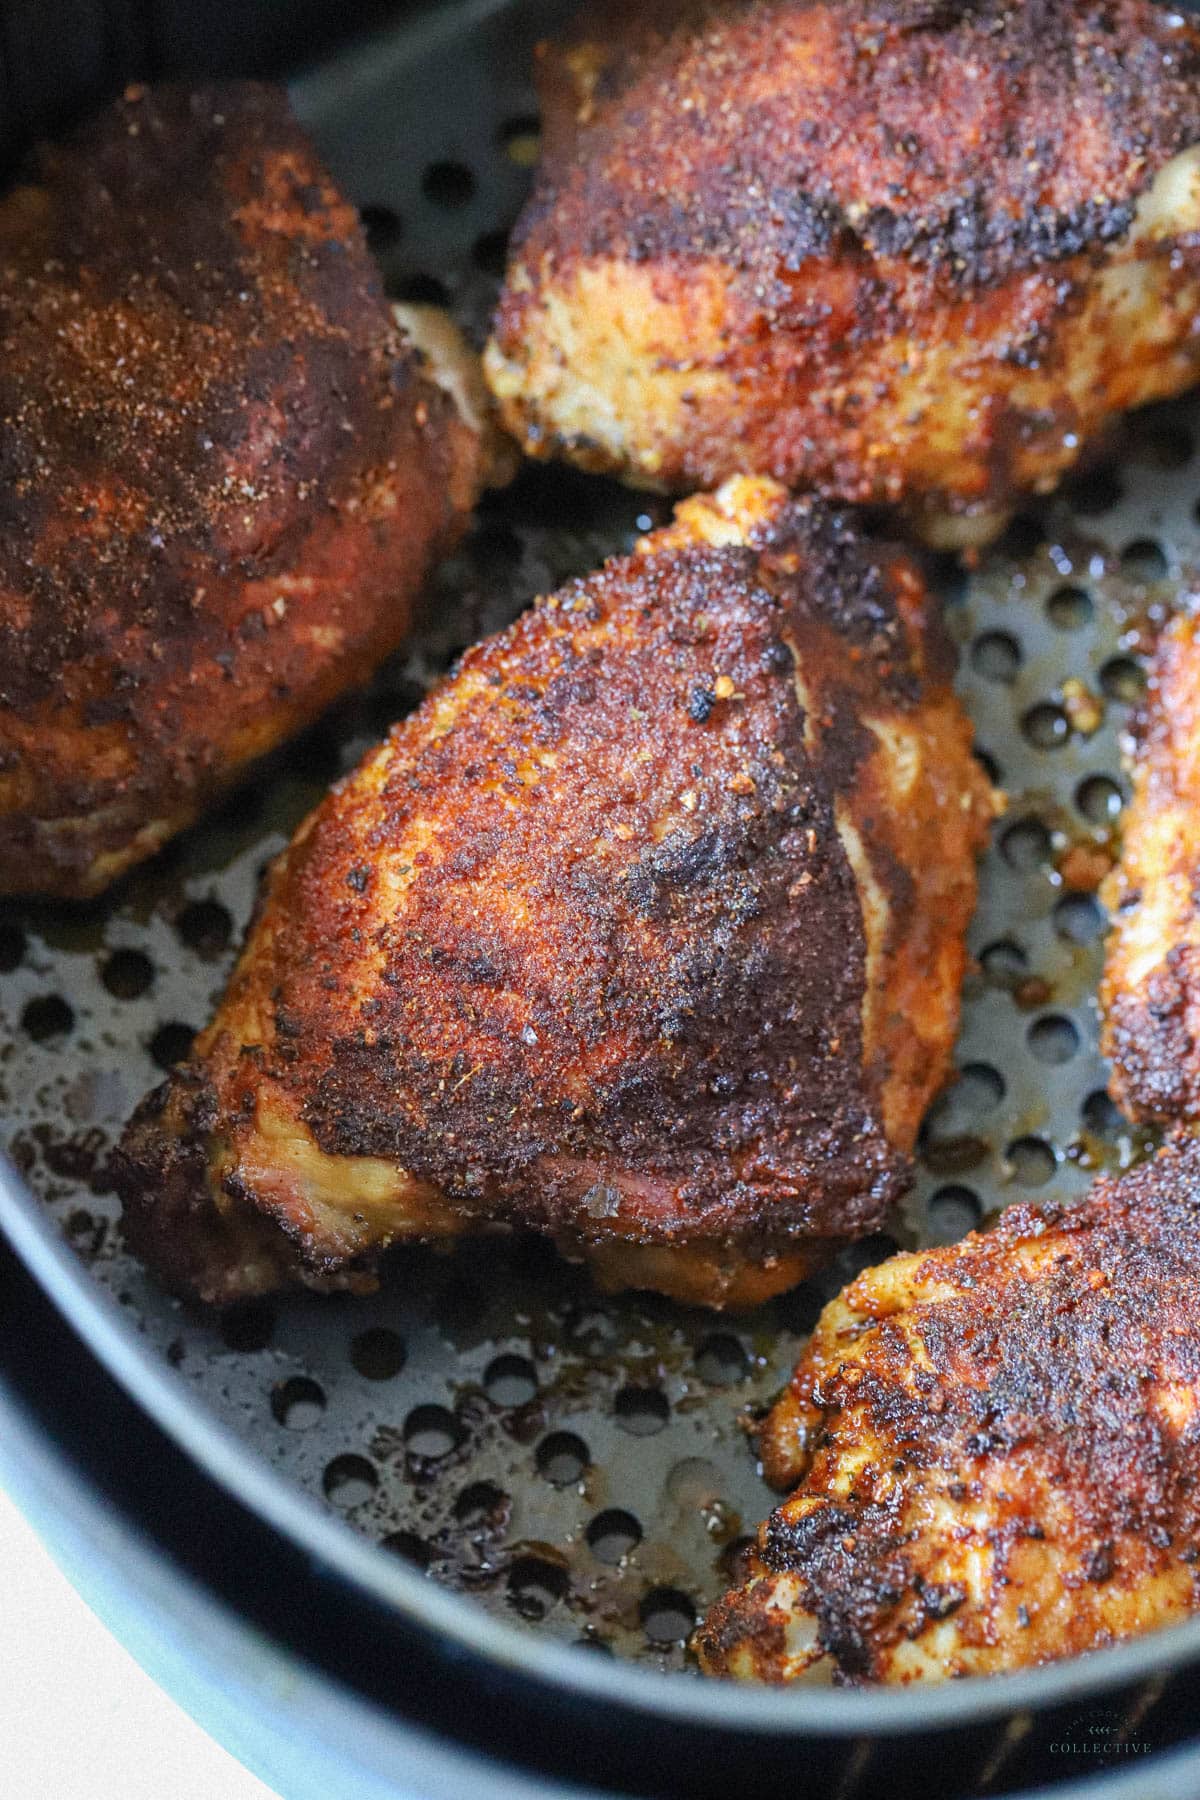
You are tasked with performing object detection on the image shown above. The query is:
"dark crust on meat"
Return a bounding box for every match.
[116,1069,380,1304]
[1102,615,1200,1120]
[116,492,971,1283]
[0,82,480,896]
[518,0,1200,293]
[297,505,911,1239]
[700,1138,1200,1681]
[1105,948,1200,1120]
[488,0,1200,518]
[116,1071,291,1304]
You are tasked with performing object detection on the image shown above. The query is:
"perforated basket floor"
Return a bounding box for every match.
[0,0,1191,1673]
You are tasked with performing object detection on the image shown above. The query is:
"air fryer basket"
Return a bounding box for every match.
[4,0,1200,1794]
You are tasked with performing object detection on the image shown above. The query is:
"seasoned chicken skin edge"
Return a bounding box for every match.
[486,0,1200,546]
[114,475,993,1309]
[0,83,501,900]
[698,1138,1200,1684]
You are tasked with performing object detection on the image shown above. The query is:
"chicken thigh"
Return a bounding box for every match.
[1101,612,1200,1122]
[0,82,489,898]
[486,0,1200,546]
[698,1141,1200,1684]
[114,476,992,1309]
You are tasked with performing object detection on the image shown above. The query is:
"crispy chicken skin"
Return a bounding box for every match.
[697,1140,1200,1685]
[1101,613,1200,1120]
[114,476,991,1309]
[0,83,488,899]
[486,0,1200,546]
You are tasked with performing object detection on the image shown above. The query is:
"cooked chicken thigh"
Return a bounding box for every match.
[698,1141,1200,1684]
[0,82,489,899]
[1101,612,1200,1121]
[486,0,1200,546]
[114,476,991,1309]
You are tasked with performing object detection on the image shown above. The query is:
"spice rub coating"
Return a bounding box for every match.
[486,0,1200,544]
[698,1140,1200,1683]
[1101,612,1200,1122]
[114,476,991,1309]
[0,82,485,897]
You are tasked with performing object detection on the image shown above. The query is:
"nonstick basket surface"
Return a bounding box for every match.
[0,0,1195,1692]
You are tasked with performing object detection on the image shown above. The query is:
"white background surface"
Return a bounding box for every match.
[0,1482,275,1799]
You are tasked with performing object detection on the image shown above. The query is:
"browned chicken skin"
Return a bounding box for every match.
[698,1140,1200,1684]
[114,476,991,1309]
[1101,612,1200,1121]
[486,0,1200,546]
[0,82,488,899]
